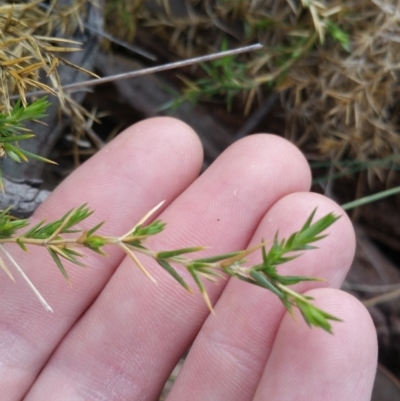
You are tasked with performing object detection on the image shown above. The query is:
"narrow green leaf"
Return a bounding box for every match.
[62,204,93,232]
[156,246,204,259]
[299,213,340,242]
[63,248,84,257]
[298,244,318,250]
[16,238,28,252]
[61,248,86,267]
[188,267,213,312]
[190,262,223,280]
[194,251,241,263]
[261,242,268,263]
[4,143,28,162]
[17,148,57,164]
[132,220,166,237]
[189,261,214,271]
[300,208,317,232]
[157,259,191,292]
[285,232,297,250]
[236,275,259,285]
[87,221,105,236]
[249,270,285,299]
[22,220,46,237]
[6,149,22,163]
[274,255,300,265]
[273,232,279,250]
[30,220,62,239]
[297,300,342,333]
[342,186,400,210]
[276,275,320,285]
[0,134,35,142]
[47,247,70,283]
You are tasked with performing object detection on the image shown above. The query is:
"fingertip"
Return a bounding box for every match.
[295,192,357,285]
[120,116,203,158]
[248,191,356,290]
[291,288,378,399]
[301,288,377,353]
[233,133,312,190]
[255,287,377,401]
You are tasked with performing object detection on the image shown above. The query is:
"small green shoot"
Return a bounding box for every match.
[0,204,341,332]
[0,97,56,190]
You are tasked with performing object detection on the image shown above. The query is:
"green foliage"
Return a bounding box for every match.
[163,40,257,112]
[158,3,350,113]
[0,208,29,239]
[0,97,55,189]
[224,211,341,331]
[1,98,49,124]
[105,0,140,41]
[0,205,341,332]
[296,296,341,333]
[341,186,400,211]
[131,220,166,237]
[106,0,136,32]
[326,20,350,52]
[22,204,93,240]
[311,154,400,185]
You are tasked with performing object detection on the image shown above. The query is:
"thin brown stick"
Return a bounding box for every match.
[13,44,263,99]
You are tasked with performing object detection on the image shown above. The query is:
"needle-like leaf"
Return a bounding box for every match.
[0,204,341,332]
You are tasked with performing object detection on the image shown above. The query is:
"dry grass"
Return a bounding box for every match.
[104,0,143,45]
[0,0,97,110]
[282,1,400,165]
[3,0,399,180]
[0,0,102,170]
[121,0,400,171]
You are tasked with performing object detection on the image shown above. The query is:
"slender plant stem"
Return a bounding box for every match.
[12,44,263,99]
[341,186,400,210]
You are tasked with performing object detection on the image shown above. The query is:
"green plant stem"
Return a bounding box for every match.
[0,204,341,332]
[341,186,400,210]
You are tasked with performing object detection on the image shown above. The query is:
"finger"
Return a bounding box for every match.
[253,288,377,401]
[166,193,355,401]
[25,134,312,401]
[0,117,203,400]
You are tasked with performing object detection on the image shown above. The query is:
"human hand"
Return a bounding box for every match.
[1,118,377,400]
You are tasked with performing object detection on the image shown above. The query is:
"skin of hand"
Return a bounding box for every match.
[0,117,377,401]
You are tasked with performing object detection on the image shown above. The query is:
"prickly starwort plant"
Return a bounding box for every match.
[0,2,342,334]
[0,201,341,333]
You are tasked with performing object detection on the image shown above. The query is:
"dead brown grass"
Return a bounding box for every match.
[126,0,400,168]
[0,0,96,110]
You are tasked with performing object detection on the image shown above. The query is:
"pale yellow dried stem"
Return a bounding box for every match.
[119,201,165,241]
[119,242,157,284]
[0,244,53,312]
[0,254,15,281]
